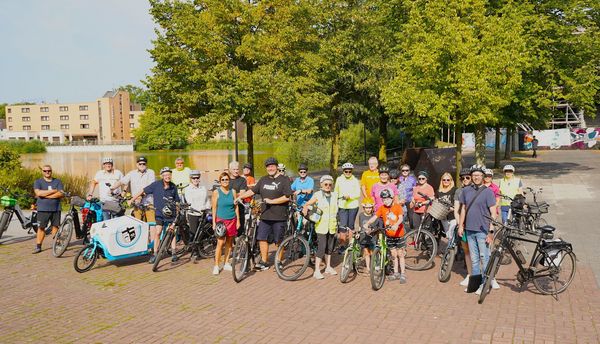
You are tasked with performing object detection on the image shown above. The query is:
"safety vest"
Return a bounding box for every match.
[498,177,521,206]
[313,190,339,235]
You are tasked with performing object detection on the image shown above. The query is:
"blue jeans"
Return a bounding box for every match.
[500,206,510,224]
[466,231,490,276]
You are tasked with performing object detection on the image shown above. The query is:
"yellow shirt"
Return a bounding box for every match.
[360,170,380,197]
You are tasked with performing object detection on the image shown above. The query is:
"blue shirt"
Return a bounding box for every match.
[291,177,314,207]
[143,180,180,218]
[458,184,496,234]
[399,174,417,202]
[34,178,64,212]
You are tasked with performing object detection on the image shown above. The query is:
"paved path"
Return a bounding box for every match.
[0,150,598,343]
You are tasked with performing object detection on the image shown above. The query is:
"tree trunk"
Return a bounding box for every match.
[504,126,512,160]
[474,122,486,166]
[494,125,501,169]
[329,114,340,177]
[246,121,254,174]
[455,114,463,181]
[378,113,388,163]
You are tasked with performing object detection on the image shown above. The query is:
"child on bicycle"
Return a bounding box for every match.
[358,198,378,271]
[364,189,407,283]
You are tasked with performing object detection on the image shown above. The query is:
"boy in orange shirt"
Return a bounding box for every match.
[364,189,407,284]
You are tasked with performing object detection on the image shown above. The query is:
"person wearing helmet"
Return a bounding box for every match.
[211,172,240,275]
[242,163,256,188]
[498,165,522,224]
[358,198,378,269]
[302,175,339,279]
[172,157,192,189]
[370,165,402,212]
[291,163,314,208]
[228,161,248,236]
[131,167,180,264]
[483,168,501,214]
[363,189,407,284]
[409,171,435,231]
[458,164,499,294]
[87,157,124,220]
[183,170,210,240]
[112,156,156,224]
[360,156,380,198]
[236,157,292,271]
[334,162,361,252]
[454,167,473,287]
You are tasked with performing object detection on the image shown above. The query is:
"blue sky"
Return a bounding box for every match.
[0,0,155,104]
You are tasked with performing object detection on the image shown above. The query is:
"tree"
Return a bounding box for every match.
[0,103,6,120]
[117,85,150,109]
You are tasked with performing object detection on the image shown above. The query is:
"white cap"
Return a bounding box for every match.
[503,164,515,172]
[320,175,333,183]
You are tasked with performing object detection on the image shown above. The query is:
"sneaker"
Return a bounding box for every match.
[491,278,500,290]
[171,254,179,263]
[474,284,484,295]
[459,274,470,286]
[325,267,337,275]
[212,266,220,275]
[148,255,156,264]
[388,273,399,281]
[313,271,325,280]
[254,262,270,271]
[32,246,42,254]
[223,263,232,271]
[399,273,407,284]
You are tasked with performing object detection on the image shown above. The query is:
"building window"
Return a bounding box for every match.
[60,124,69,129]
[60,115,69,121]
[41,116,49,121]
[8,126,12,130]
[129,114,135,119]
[130,123,135,128]
[7,108,11,114]
[23,125,31,130]
[59,106,68,112]
[79,114,89,120]
[7,117,12,122]
[40,107,49,112]
[80,124,90,129]
[41,125,50,130]
[79,105,88,111]
[21,107,30,113]
[22,116,31,122]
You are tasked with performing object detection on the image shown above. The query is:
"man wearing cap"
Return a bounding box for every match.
[291,163,314,207]
[87,157,124,220]
[130,167,180,263]
[228,161,248,235]
[236,157,292,271]
[498,165,523,224]
[184,170,211,237]
[409,171,435,230]
[112,156,156,224]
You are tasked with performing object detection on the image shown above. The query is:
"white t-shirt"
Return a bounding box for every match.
[183,184,211,216]
[94,169,124,202]
[172,167,191,188]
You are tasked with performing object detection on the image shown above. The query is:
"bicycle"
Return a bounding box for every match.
[152,198,190,272]
[51,193,88,257]
[340,226,365,283]
[186,208,217,263]
[404,192,438,270]
[231,200,262,282]
[274,206,318,281]
[477,215,576,304]
[438,222,459,282]
[0,187,39,239]
[369,225,391,291]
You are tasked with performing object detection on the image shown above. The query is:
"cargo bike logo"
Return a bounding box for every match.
[115,225,141,248]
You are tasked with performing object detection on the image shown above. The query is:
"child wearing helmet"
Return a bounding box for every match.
[358,198,378,270]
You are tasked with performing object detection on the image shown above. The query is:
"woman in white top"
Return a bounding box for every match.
[183,170,211,236]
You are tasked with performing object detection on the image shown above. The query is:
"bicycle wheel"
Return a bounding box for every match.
[73,245,98,273]
[370,248,385,290]
[52,216,74,257]
[275,235,310,281]
[197,235,217,259]
[532,249,576,295]
[173,226,188,256]
[478,250,501,304]
[152,230,173,272]
[340,247,354,283]
[232,236,249,283]
[438,246,456,283]
[0,210,11,239]
[405,229,437,270]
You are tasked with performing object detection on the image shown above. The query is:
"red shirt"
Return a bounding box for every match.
[412,183,435,214]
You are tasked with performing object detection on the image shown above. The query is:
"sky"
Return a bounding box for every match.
[0,0,156,104]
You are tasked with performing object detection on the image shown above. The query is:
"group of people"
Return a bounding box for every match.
[31,154,524,294]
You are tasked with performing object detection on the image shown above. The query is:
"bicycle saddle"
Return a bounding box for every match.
[539,225,556,233]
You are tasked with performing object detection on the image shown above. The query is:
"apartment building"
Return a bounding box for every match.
[4,90,132,144]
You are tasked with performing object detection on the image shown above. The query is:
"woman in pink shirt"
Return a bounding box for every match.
[484,169,501,215]
[370,165,400,211]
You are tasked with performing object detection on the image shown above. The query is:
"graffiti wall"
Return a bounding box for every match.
[463,128,600,150]
[571,128,600,149]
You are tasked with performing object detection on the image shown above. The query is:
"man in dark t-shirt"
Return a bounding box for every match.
[237,157,292,271]
[33,165,64,254]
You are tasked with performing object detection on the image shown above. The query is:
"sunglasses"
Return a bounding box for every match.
[42,170,52,172]
[442,179,451,182]
[298,170,307,173]
[343,170,352,173]
[461,176,471,180]
[401,169,409,172]
[221,178,230,182]
[138,162,146,165]
[418,177,426,180]
[191,177,200,180]
[323,183,333,186]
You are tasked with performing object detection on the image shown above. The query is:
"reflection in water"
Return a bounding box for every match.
[21,148,317,188]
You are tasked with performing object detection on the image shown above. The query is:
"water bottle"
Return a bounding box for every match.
[516,249,526,264]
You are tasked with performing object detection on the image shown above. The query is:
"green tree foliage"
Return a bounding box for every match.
[133,109,190,150]
[0,103,6,119]
[117,85,150,109]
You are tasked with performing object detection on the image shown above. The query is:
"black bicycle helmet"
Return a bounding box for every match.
[298,163,308,171]
[379,189,393,199]
[378,165,390,174]
[264,157,278,167]
[389,169,400,179]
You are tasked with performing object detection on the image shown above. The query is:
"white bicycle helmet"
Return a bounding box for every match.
[214,222,227,237]
[341,162,354,170]
[503,164,515,172]
[470,164,486,174]
[101,157,113,165]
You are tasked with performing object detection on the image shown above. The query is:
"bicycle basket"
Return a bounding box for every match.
[511,194,526,210]
[427,200,451,220]
[1,196,16,207]
[71,196,86,207]
[102,201,122,213]
[306,205,323,223]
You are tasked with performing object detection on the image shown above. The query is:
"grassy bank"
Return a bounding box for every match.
[0,140,46,154]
